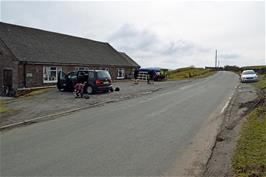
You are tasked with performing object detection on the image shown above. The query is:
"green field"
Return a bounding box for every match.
[167,67,215,80]
[252,74,266,90]
[232,74,266,177]
[241,65,266,70]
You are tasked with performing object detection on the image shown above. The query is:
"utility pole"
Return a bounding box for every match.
[215,49,218,67]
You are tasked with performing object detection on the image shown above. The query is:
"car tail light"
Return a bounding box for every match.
[95,79,101,86]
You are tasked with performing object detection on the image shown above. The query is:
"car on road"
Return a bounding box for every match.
[240,70,258,83]
[57,70,113,94]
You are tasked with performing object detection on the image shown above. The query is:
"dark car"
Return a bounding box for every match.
[57,70,113,94]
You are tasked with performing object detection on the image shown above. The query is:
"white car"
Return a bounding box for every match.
[240,70,258,83]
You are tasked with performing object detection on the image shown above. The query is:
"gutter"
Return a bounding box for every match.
[20,61,137,68]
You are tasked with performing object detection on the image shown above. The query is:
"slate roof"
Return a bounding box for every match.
[120,52,140,67]
[0,22,139,67]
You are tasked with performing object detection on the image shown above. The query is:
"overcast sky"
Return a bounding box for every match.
[1,0,265,69]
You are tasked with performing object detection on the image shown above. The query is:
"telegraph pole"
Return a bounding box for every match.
[215,49,218,67]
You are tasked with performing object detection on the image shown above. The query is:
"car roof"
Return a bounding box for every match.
[242,70,255,72]
[242,70,256,74]
[77,70,107,72]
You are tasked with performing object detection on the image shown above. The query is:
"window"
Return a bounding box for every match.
[242,70,255,75]
[43,66,62,83]
[97,71,111,79]
[88,72,95,79]
[117,68,125,79]
[75,67,89,71]
[68,72,77,80]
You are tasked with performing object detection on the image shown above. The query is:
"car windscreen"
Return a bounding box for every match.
[97,71,111,79]
[242,70,255,75]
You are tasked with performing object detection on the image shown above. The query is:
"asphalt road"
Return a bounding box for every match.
[1,71,239,176]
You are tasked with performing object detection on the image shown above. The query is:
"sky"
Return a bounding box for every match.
[0,0,265,69]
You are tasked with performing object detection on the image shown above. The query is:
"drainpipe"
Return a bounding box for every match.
[22,61,27,88]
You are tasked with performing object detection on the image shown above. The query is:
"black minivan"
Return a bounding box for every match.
[57,70,113,94]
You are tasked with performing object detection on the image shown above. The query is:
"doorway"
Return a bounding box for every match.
[3,69,13,88]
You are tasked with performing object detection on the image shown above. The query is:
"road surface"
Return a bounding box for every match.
[1,71,239,176]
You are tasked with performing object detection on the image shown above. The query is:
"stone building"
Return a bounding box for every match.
[0,22,140,91]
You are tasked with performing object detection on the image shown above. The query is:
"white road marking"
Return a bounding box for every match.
[220,97,231,114]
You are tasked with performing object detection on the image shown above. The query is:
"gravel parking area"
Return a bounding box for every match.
[0,80,190,127]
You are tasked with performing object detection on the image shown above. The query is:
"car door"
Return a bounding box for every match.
[77,71,88,83]
[57,71,67,91]
[88,71,95,86]
[67,72,78,91]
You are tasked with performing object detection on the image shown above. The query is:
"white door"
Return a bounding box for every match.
[117,68,125,79]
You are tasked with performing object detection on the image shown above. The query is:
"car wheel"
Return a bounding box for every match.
[57,86,65,92]
[110,87,114,92]
[86,86,93,94]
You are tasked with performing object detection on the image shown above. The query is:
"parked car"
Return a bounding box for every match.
[240,70,259,83]
[57,70,113,94]
[138,67,168,81]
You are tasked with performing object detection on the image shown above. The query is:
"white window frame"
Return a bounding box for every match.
[43,66,62,83]
[117,68,125,79]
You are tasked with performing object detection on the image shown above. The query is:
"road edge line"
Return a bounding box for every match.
[202,83,240,176]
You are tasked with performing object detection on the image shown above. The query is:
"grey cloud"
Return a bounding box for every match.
[106,24,210,60]
[107,24,159,52]
[219,53,241,59]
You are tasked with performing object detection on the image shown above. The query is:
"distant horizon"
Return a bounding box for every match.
[1,1,265,69]
[142,64,266,70]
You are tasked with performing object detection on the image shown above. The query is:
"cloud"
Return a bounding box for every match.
[219,53,241,60]
[1,1,264,68]
[107,24,159,55]
[106,24,211,67]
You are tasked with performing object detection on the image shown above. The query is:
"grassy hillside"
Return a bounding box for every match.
[224,65,266,75]
[253,74,266,90]
[167,67,215,80]
[241,65,266,70]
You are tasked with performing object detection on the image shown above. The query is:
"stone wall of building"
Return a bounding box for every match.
[0,40,19,90]
[19,63,137,88]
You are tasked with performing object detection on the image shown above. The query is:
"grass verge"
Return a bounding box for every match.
[0,100,9,113]
[252,74,266,90]
[0,100,16,114]
[232,74,266,177]
[232,107,266,177]
[19,88,52,98]
[168,67,216,80]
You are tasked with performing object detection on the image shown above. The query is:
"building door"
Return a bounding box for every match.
[3,69,13,88]
[117,68,125,79]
